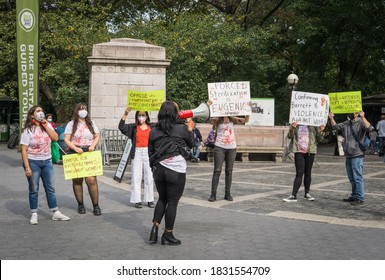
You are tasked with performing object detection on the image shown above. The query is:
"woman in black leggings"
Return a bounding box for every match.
[283,122,324,202]
[148,101,194,245]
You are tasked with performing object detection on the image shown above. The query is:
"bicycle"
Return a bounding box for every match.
[7,123,20,149]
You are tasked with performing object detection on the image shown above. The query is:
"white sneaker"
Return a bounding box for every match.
[283,195,297,202]
[52,211,70,221]
[30,213,38,225]
[304,193,315,201]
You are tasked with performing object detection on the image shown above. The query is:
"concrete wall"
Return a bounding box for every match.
[88,38,170,130]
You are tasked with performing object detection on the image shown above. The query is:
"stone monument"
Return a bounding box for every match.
[88,38,170,129]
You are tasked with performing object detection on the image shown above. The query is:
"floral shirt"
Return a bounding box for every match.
[215,122,236,149]
[20,123,54,160]
[64,120,99,146]
[297,125,310,153]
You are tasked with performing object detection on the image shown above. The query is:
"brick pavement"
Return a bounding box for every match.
[1,143,385,260]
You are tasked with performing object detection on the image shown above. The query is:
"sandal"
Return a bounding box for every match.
[93,206,102,216]
[78,204,86,214]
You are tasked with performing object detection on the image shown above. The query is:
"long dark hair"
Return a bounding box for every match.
[23,105,46,133]
[156,101,181,132]
[135,111,150,126]
[70,103,95,140]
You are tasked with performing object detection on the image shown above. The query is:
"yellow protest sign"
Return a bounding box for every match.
[329,91,362,114]
[128,90,165,111]
[63,151,103,180]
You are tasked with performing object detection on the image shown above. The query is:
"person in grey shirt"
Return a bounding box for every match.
[328,111,372,205]
[376,114,385,149]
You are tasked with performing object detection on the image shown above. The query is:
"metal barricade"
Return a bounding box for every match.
[100,129,127,165]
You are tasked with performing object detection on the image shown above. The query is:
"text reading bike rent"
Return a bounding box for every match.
[117,266,270,276]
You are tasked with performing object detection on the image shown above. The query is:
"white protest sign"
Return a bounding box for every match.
[289,91,329,126]
[208,81,251,117]
[246,98,275,126]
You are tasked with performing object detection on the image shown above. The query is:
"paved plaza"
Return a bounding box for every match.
[1,143,385,260]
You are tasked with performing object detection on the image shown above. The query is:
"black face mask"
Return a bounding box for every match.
[348,113,355,120]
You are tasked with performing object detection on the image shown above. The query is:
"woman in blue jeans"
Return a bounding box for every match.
[148,101,194,245]
[20,105,70,225]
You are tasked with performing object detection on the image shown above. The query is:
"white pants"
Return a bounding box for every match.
[130,147,154,203]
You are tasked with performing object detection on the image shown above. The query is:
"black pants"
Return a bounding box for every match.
[292,152,315,197]
[211,146,237,196]
[152,164,186,230]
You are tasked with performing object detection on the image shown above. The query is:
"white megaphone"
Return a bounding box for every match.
[178,102,211,122]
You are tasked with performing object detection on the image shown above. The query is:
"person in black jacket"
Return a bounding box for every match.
[190,122,203,162]
[118,107,155,208]
[148,101,194,246]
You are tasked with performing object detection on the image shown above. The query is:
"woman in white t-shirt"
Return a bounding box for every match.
[208,114,249,202]
[64,103,101,216]
[20,105,70,225]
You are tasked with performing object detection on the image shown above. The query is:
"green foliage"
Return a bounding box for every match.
[1,0,385,125]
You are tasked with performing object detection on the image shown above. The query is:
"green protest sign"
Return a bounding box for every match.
[329,91,362,114]
[128,90,165,111]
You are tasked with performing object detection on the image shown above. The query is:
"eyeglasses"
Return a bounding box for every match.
[138,114,146,117]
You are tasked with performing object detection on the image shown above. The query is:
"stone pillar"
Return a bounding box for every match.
[88,38,170,129]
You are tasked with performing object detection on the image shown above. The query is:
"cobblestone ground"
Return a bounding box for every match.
[1,143,385,260]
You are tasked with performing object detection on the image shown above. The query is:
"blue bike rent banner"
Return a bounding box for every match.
[16,0,39,127]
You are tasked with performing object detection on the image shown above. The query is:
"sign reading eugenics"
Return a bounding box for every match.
[208,81,251,117]
[289,91,329,126]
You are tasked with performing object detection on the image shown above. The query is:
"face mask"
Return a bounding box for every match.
[138,116,147,123]
[78,110,88,119]
[35,111,45,122]
[47,118,52,122]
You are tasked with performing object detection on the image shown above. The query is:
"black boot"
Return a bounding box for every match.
[208,194,216,202]
[224,193,233,201]
[149,224,158,244]
[161,231,181,246]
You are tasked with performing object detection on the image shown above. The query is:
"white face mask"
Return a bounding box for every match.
[47,118,52,122]
[138,116,147,123]
[35,111,45,122]
[78,110,88,119]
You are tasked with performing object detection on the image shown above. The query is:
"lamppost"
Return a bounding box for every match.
[284,72,299,162]
[287,72,299,92]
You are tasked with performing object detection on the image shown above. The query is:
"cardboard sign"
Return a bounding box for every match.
[329,91,362,114]
[114,139,132,183]
[128,90,165,111]
[246,98,275,126]
[208,81,251,117]
[289,91,329,126]
[63,151,103,180]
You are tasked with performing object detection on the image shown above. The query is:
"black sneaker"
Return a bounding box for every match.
[78,204,86,214]
[147,202,155,208]
[351,200,364,206]
[135,202,143,208]
[208,194,216,202]
[224,194,233,201]
[343,197,355,202]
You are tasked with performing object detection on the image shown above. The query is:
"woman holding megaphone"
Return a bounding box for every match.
[148,101,194,245]
[206,100,250,202]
